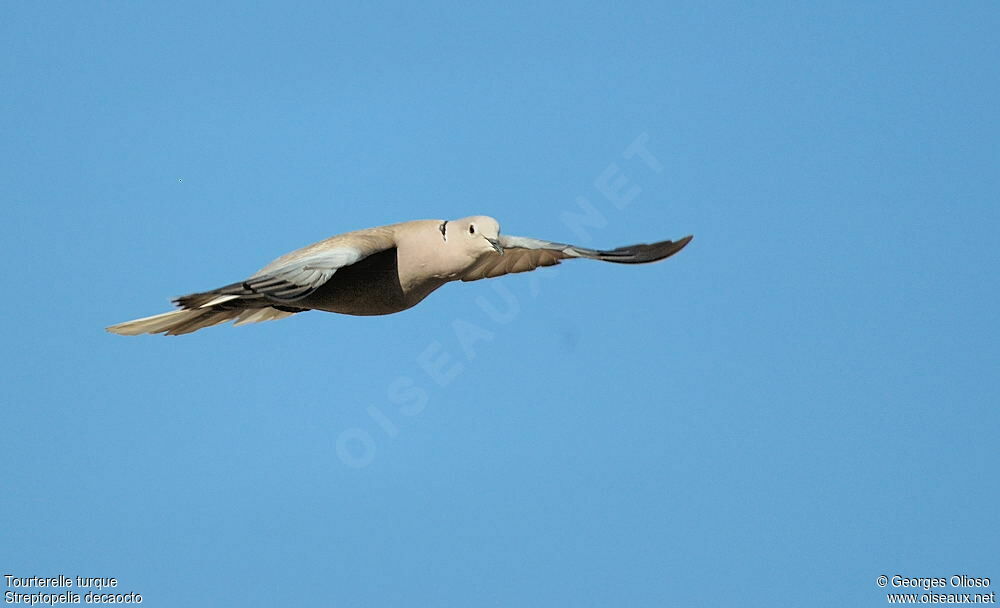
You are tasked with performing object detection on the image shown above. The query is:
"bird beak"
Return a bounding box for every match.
[485,237,504,255]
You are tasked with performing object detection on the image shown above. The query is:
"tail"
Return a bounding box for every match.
[107,287,303,336]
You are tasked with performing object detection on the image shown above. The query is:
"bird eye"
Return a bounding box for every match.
[469,224,476,234]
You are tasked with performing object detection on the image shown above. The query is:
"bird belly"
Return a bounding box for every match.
[294,247,445,316]
[301,271,409,316]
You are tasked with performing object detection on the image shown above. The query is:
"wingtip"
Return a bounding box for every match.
[662,234,693,260]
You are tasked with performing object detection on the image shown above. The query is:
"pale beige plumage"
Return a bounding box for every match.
[107,215,692,336]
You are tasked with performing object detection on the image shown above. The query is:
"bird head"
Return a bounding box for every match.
[446,215,503,256]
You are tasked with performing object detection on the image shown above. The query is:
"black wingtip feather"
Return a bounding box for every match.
[596,234,693,264]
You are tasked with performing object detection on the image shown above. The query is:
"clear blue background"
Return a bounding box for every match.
[2,2,997,606]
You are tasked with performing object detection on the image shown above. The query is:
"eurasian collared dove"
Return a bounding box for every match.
[107,216,692,336]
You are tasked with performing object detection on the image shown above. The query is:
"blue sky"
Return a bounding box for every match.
[2,2,997,606]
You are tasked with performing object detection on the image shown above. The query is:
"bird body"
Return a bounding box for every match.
[107,215,692,336]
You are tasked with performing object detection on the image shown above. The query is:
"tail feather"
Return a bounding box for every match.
[233,307,296,326]
[107,306,298,336]
[108,279,309,336]
[160,309,235,335]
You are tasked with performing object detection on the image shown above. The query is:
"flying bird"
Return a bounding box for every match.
[107,216,692,336]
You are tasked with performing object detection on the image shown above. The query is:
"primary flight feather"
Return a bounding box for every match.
[107,216,692,336]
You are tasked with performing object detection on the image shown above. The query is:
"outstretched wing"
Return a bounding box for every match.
[109,232,397,336]
[461,234,693,281]
[174,231,397,309]
[240,248,366,301]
